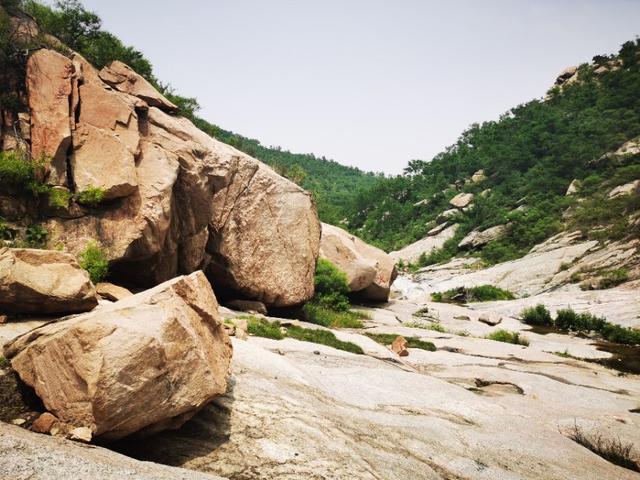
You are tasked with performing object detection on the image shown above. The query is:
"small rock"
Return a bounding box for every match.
[31,412,58,434]
[313,350,320,355]
[449,192,474,209]
[96,282,133,302]
[478,313,502,326]
[11,418,26,426]
[0,315,7,324]
[391,336,409,357]
[69,426,92,443]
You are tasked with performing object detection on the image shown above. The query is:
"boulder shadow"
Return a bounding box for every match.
[111,378,236,467]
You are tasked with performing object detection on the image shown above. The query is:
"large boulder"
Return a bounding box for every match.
[0,248,97,314]
[319,223,396,301]
[32,49,320,307]
[3,271,232,442]
[26,49,74,185]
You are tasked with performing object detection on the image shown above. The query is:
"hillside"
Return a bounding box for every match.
[345,39,640,267]
[3,0,380,224]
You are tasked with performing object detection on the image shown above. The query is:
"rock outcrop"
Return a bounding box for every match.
[0,248,97,314]
[19,48,321,307]
[390,224,458,264]
[458,224,506,249]
[3,271,232,441]
[26,49,74,185]
[608,179,639,198]
[449,192,474,208]
[319,223,396,301]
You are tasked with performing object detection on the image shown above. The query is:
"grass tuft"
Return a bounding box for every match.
[365,332,436,351]
[303,303,366,328]
[520,304,553,326]
[567,424,639,472]
[485,329,529,346]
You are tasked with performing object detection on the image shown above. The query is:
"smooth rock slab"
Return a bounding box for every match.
[0,248,97,314]
[3,271,232,441]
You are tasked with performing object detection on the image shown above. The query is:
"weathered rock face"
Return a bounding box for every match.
[0,248,97,314]
[449,192,474,208]
[3,271,232,441]
[26,49,73,185]
[390,224,458,264]
[319,223,396,301]
[95,282,133,302]
[99,61,178,112]
[458,224,506,249]
[608,179,639,198]
[21,48,321,307]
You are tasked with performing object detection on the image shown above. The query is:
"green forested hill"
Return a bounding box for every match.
[8,0,381,224]
[345,40,640,263]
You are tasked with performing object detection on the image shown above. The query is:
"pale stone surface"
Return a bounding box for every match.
[26,49,73,185]
[4,272,232,441]
[0,423,224,480]
[117,333,640,480]
[566,179,580,195]
[390,224,458,264]
[320,223,396,300]
[0,248,97,314]
[100,61,178,111]
[436,208,459,223]
[449,192,474,208]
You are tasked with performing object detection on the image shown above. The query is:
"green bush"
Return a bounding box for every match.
[431,285,515,303]
[365,332,436,351]
[485,329,529,346]
[76,186,105,206]
[0,150,34,187]
[77,241,108,283]
[48,188,71,209]
[303,303,365,328]
[313,259,351,311]
[0,217,15,240]
[520,304,553,326]
[25,224,47,247]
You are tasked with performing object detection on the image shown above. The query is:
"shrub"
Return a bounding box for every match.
[431,285,515,303]
[485,329,529,346]
[520,304,553,326]
[0,217,15,240]
[76,186,105,206]
[285,325,363,354]
[77,241,108,283]
[48,188,71,209]
[25,224,47,247]
[246,317,284,340]
[598,269,629,289]
[0,150,34,188]
[567,424,639,472]
[365,332,436,351]
[303,303,365,328]
[313,258,351,311]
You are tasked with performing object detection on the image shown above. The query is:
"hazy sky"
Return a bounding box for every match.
[81,0,640,174]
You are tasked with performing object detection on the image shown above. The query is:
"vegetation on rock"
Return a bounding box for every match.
[76,186,105,206]
[365,332,436,351]
[77,241,108,283]
[431,285,515,303]
[245,316,364,354]
[520,305,640,345]
[485,329,529,346]
[567,423,639,473]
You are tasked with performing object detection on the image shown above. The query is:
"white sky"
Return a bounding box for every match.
[81,0,640,174]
